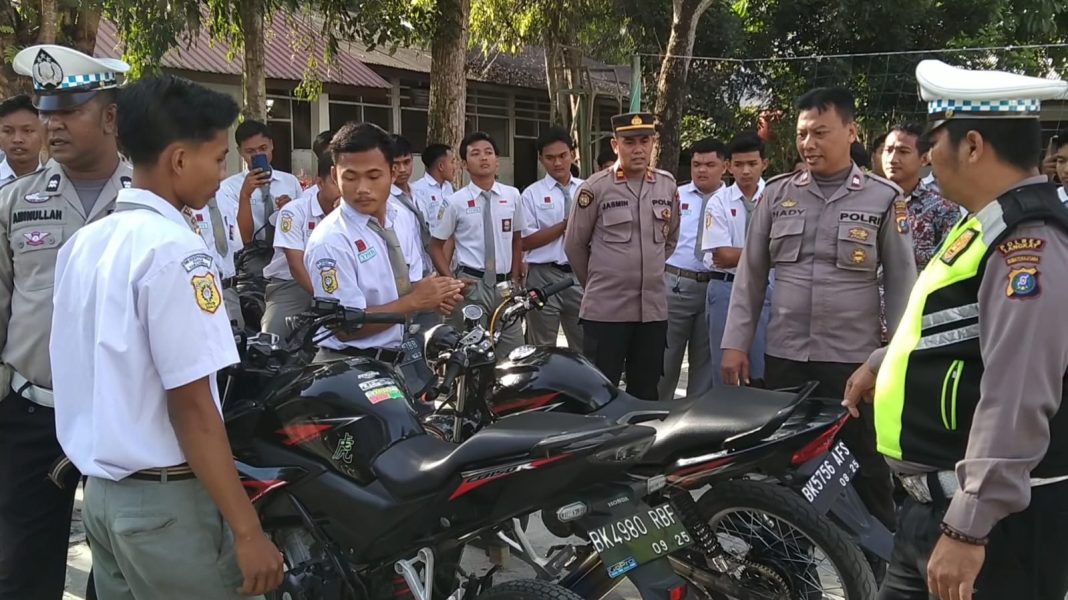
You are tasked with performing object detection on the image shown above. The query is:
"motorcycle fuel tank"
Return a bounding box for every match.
[265,357,426,484]
[490,346,624,416]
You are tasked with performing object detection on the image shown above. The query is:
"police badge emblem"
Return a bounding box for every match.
[32,49,64,90]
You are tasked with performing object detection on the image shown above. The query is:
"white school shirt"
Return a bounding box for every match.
[1059,187,1067,204]
[666,181,723,273]
[432,181,525,275]
[303,201,423,350]
[701,179,767,274]
[50,188,239,480]
[186,201,243,279]
[215,169,304,241]
[520,174,583,265]
[391,184,434,276]
[263,192,331,280]
[410,173,454,227]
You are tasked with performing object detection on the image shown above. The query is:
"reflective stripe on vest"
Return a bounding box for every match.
[874,216,990,459]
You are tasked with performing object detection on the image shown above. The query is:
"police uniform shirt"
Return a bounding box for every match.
[721,165,917,363]
[564,165,680,323]
[0,158,132,391]
[303,201,423,351]
[411,173,454,228]
[50,188,239,480]
[520,174,583,265]
[215,169,303,241]
[701,180,765,273]
[432,181,525,275]
[263,193,329,280]
[668,181,723,273]
[187,203,242,279]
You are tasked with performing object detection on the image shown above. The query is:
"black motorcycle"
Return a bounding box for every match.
[417,284,889,599]
[220,299,691,600]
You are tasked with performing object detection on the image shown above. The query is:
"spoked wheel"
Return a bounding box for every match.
[476,579,584,600]
[683,481,876,600]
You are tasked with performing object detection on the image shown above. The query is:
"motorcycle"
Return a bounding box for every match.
[417,282,890,599]
[220,298,691,600]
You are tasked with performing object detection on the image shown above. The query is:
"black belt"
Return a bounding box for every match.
[221,277,235,289]
[532,262,572,273]
[666,265,721,282]
[127,464,196,482]
[458,266,511,282]
[332,346,403,363]
[708,270,735,282]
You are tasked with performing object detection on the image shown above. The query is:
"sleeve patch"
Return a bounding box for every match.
[280,211,294,233]
[997,237,1044,255]
[577,189,594,208]
[316,258,339,293]
[893,199,908,234]
[1006,267,1040,299]
[191,273,222,313]
[181,253,214,273]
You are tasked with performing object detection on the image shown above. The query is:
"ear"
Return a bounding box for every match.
[330,165,339,185]
[761,158,770,171]
[610,137,620,153]
[847,121,858,143]
[965,130,985,165]
[101,102,118,135]
[920,150,931,167]
[167,144,184,176]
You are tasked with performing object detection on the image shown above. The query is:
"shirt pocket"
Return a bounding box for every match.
[835,222,878,271]
[652,207,670,244]
[11,224,64,292]
[601,208,633,243]
[769,217,805,263]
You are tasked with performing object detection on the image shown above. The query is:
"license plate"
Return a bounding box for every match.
[588,504,693,578]
[801,440,861,513]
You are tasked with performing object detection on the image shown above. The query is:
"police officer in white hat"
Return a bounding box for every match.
[0,44,130,598]
[845,61,1068,600]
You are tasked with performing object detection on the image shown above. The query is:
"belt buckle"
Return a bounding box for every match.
[900,475,934,503]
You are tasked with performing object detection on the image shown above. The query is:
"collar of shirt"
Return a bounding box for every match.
[421,173,447,190]
[0,159,14,182]
[117,188,192,231]
[464,180,506,201]
[726,178,766,203]
[340,199,397,229]
[540,174,580,194]
[308,194,328,219]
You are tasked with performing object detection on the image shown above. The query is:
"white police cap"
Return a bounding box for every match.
[12,45,130,111]
[916,59,1068,131]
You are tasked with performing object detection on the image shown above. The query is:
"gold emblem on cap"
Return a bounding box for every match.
[631,115,643,126]
[945,108,955,118]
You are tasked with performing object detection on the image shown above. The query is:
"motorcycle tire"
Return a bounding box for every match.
[476,579,584,600]
[695,480,877,600]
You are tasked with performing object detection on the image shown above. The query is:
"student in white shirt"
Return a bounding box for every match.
[411,142,457,226]
[520,127,584,350]
[390,134,441,330]
[299,128,337,202]
[185,197,244,328]
[703,132,770,387]
[50,74,283,599]
[430,132,526,357]
[0,94,43,183]
[215,120,303,275]
[659,137,726,400]
[260,155,339,337]
[304,122,463,361]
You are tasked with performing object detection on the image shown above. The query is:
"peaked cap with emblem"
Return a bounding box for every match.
[611,112,658,138]
[916,59,1068,132]
[13,44,130,111]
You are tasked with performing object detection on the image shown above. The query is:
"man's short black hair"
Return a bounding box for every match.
[727,132,765,159]
[850,141,871,169]
[116,75,238,167]
[796,87,856,123]
[943,118,1042,173]
[313,129,336,159]
[459,131,499,161]
[689,137,727,160]
[596,148,617,167]
[886,123,929,154]
[234,119,272,146]
[870,132,888,155]
[317,153,334,179]
[1052,127,1068,153]
[329,122,395,165]
[0,94,36,119]
[536,127,575,154]
[422,143,452,171]
[390,134,413,160]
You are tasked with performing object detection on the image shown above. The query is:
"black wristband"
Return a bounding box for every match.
[939,522,988,546]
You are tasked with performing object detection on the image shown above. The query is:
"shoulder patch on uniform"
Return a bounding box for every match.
[704,211,713,231]
[765,170,797,185]
[181,253,214,273]
[997,237,1044,255]
[280,211,293,233]
[46,174,61,192]
[577,189,593,208]
[939,229,977,266]
[191,272,222,313]
[1006,267,1040,299]
[317,258,339,293]
[893,198,909,234]
[120,176,132,189]
[653,167,676,182]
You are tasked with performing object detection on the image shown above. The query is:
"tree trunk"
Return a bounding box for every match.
[238,0,268,122]
[67,4,102,56]
[652,0,714,175]
[544,41,568,127]
[0,1,34,97]
[427,0,471,152]
[38,0,56,43]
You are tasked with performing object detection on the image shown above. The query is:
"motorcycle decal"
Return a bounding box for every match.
[491,392,560,415]
[367,385,404,404]
[448,454,570,500]
[277,423,333,446]
[358,378,395,391]
[241,479,289,504]
[332,433,356,464]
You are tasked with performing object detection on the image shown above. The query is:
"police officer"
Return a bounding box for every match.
[658,137,726,400]
[0,45,131,599]
[519,126,584,350]
[845,61,1068,600]
[564,112,681,400]
[721,87,917,528]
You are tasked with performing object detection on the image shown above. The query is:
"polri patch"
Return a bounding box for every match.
[1006,267,1039,299]
[939,229,977,266]
[181,253,214,273]
[998,237,1044,255]
[894,199,909,234]
[120,176,132,189]
[577,189,593,208]
[46,174,61,192]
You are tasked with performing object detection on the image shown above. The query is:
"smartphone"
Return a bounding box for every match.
[250,153,272,177]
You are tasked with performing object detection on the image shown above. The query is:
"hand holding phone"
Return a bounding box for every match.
[250,153,272,177]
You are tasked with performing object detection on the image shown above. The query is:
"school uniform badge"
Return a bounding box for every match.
[1006,267,1039,299]
[577,189,593,208]
[704,212,712,230]
[316,258,339,293]
[280,212,293,233]
[191,272,222,313]
[502,218,512,232]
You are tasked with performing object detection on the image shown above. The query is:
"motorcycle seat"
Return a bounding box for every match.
[601,386,803,463]
[372,412,622,500]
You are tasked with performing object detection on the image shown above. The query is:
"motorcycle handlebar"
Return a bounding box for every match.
[431,352,467,398]
[535,278,574,302]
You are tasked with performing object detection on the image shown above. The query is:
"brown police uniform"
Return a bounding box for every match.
[722,163,918,528]
[563,112,680,400]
